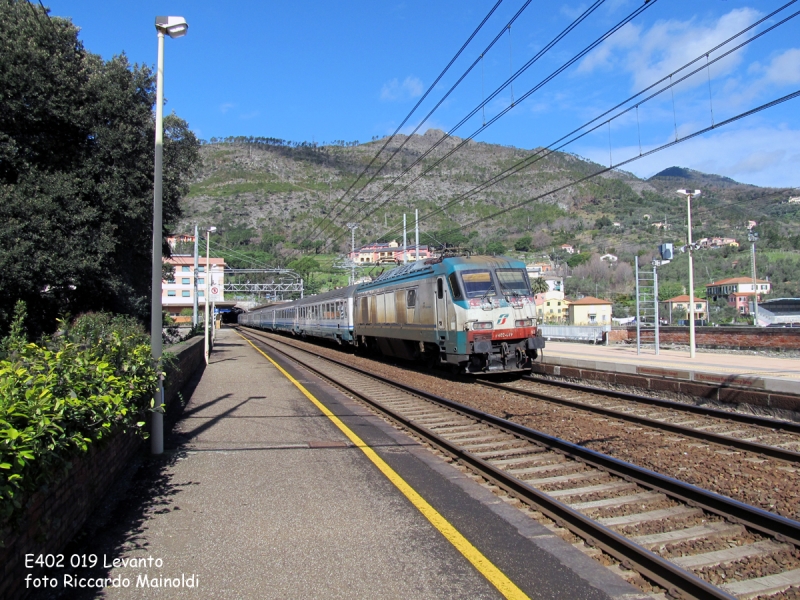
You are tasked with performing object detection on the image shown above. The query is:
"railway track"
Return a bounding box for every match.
[479,378,800,464]
[240,328,800,600]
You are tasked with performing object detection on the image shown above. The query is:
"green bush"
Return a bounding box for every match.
[0,311,158,522]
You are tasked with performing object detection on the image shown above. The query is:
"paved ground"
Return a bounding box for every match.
[33,328,650,600]
[540,341,800,395]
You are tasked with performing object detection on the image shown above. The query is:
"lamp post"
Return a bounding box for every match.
[677,189,700,359]
[749,230,759,326]
[151,15,188,456]
[204,226,216,364]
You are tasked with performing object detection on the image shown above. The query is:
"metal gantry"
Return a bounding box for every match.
[635,257,660,355]
[223,269,304,300]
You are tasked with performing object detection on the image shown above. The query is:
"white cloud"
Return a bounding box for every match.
[560,3,588,20]
[219,102,235,114]
[240,111,260,120]
[575,124,800,187]
[761,48,800,86]
[380,76,424,101]
[577,8,761,91]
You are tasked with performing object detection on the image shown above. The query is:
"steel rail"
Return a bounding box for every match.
[479,380,800,464]
[239,329,800,599]
[523,374,800,434]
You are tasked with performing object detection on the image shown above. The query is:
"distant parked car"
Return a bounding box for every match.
[677,319,708,326]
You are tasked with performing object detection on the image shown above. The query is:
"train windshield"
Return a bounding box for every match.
[496,269,532,296]
[460,270,495,298]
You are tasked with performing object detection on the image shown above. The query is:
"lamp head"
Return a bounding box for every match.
[155,16,188,38]
[676,189,701,197]
[207,226,217,233]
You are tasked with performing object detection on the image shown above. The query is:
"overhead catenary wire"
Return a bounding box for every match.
[294,0,536,253]
[367,1,800,245]
[323,0,654,250]
[443,89,800,238]
[313,0,611,249]
[295,0,505,248]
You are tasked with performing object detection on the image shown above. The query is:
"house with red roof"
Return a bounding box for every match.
[706,277,771,315]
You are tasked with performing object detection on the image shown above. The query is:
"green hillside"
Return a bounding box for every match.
[177,132,800,303]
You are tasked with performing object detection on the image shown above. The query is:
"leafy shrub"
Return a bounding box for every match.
[0,310,158,522]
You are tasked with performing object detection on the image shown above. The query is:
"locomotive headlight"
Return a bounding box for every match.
[515,319,532,327]
[472,321,493,330]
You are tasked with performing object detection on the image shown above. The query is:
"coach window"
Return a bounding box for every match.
[437,278,444,300]
[406,289,416,308]
[447,273,462,300]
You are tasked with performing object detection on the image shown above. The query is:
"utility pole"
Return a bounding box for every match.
[347,223,358,285]
[403,214,407,264]
[193,224,199,327]
[677,189,700,358]
[415,209,419,261]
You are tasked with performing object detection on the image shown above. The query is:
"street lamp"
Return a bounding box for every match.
[205,226,217,364]
[677,189,700,359]
[151,15,188,456]
[749,230,760,326]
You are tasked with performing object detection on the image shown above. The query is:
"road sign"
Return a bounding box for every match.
[211,286,219,295]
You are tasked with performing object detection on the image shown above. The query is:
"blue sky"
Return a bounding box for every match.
[48,0,800,188]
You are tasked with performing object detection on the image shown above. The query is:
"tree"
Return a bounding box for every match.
[287,257,320,281]
[0,2,200,336]
[595,216,613,229]
[514,235,533,252]
[530,277,550,295]
[486,240,506,255]
[567,252,591,268]
[658,281,684,301]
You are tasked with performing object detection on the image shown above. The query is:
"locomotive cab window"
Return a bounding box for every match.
[496,269,532,296]
[437,278,444,299]
[447,273,462,299]
[406,289,416,308]
[460,270,495,298]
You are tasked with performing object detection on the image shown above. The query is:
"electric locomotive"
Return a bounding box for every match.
[239,254,543,375]
[353,255,543,373]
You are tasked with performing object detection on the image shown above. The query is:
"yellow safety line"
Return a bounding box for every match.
[238,332,529,600]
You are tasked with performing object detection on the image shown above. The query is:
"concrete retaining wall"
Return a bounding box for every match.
[0,335,204,600]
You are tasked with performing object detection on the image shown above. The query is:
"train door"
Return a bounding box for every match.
[435,277,447,329]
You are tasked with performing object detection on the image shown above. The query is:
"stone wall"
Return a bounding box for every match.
[0,335,204,600]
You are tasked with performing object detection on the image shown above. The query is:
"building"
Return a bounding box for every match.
[788,197,800,204]
[166,233,195,249]
[560,244,576,254]
[706,276,771,316]
[162,255,226,320]
[568,296,612,326]
[348,240,431,264]
[755,298,800,326]
[526,262,554,276]
[661,295,708,323]
[600,253,618,262]
[536,297,569,323]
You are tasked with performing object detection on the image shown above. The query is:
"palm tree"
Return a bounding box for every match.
[530,277,550,295]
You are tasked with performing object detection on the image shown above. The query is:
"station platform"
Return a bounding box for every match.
[537,341,800,398]
[39,328,650,600]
